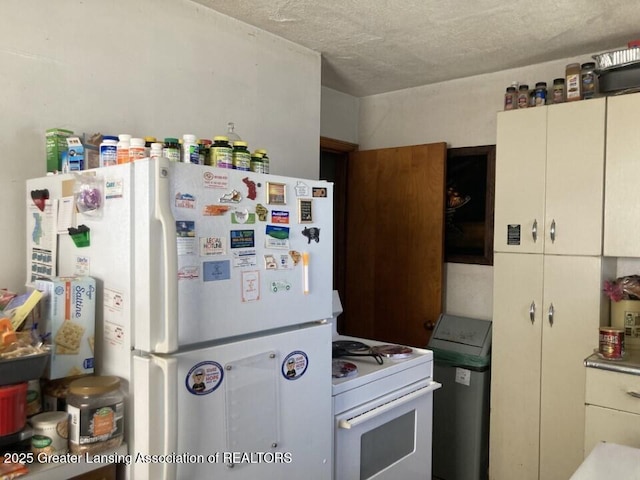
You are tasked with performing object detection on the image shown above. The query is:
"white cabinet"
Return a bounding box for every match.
[490,253,613,480]
[584,366,640,455]
[494,99,606,255]
[604,92,640,257]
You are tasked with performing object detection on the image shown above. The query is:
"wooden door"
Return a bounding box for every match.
[490,252,544,480]
[342,142,446,347]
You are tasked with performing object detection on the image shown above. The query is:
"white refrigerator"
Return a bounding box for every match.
[26,159,334,479]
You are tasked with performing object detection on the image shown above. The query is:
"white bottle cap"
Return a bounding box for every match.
[130,138,145,147]
[183,134,197,143]
[118,134,132,142]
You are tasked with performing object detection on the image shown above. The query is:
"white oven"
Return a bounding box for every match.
[332,335,441,480]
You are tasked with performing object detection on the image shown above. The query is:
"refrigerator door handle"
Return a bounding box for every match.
[152,355,178,480]
[153,158,179,352]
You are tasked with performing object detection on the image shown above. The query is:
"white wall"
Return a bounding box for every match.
[320,87,359,144]
[0,0,321,293]
[353,53,603,320]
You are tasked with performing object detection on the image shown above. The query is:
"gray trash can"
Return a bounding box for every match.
[428,314,492,480]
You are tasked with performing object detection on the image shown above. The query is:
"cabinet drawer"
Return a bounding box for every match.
[585,368,640,414]
[584,405,640,457]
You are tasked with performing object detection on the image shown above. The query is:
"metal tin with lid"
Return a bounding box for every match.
[67,376,124,454]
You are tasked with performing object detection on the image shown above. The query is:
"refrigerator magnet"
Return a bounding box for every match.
[219,189,242,203]
[242,177,258,200]
[298,199,313,223]
[200,236,225,256]
[271,210,290,224]
[202,170,228,189]
[282,351,308,380]
[231,209,255,224]
[266,182,287,205]
[185,361,223,395]
[241,271,260,302]
[312,187,328,198]
[203,260,231,282]
[294,181,310,197]
[175,192,196,209]
[230,229,255,249]
[255,204,269,222]
[301,226,321,244]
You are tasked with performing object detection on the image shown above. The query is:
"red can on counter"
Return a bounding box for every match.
[599,327,625,359]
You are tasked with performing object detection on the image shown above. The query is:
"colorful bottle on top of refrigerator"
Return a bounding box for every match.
[211,136,233,169]
[116,134,131,164]
[232,141,251,171]
[162,137,180,162]
[99,136,118,167]
[255,149,269,174]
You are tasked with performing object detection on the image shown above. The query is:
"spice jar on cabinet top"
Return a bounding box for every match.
[67,376,124,455]
[517,85,529,109]
[504,86,517,110]
[565,63,582,102]
[581,62,597,99]
[534,82,547,106]
[551,78,565,104]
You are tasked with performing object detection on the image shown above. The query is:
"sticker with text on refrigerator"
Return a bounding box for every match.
[105,178,124,199]
[203,170,228,189]
[271,210,290,224]
[178,266,200,280]
[232,209,256,224]
[265,225,290,250]
[282,351,308,380]
[233,250,257,268]
[75,255,90,276]
[200,236,225,256]
[203,260,231,282]
[176,221,196,256]
[294,181,310,197]
[230,230,255,249]
[175,192,196,209]
[185,361,224,396]
[312,187,328,198]
[241,270,260,302]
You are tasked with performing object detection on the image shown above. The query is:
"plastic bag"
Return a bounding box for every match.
[603,275,640,302]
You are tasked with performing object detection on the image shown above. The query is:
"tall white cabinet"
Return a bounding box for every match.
[490,98,615,480]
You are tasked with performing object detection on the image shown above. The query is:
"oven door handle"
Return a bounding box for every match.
[338,381,441,430]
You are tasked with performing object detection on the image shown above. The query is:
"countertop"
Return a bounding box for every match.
[585,348,640,376]
[569,442,640,479]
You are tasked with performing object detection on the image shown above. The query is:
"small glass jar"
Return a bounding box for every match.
[517,85,529,109]
[504,86,517,110]
[67,376,124,455]
[534,82,547,106]
[565,63,582,102]
[581,62,597,99]
[552,78,565,104]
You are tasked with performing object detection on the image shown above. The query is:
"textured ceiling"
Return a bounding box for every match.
[194,0,640,97]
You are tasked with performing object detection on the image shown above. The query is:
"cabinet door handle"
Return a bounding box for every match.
[532,219,538,243]
[529,301,536,324]
[548,303,555,326]
[627,391,640,399]
[550,219,556,243]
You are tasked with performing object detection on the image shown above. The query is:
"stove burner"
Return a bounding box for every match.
[332,340,384,365]
[371,344,414,359]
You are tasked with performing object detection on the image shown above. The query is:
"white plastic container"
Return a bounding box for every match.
[150,142,163,159]
[182,134,199,164]
[129,137,146,161]
[99,136,118,167]
[116,134,131,165]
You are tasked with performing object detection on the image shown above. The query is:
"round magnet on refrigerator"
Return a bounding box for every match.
[185,361,223,395]
[282,351,308,380]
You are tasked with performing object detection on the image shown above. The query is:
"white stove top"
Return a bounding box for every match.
[331,335,434,397]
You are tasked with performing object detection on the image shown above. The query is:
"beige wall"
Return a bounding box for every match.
[0,0,321,292]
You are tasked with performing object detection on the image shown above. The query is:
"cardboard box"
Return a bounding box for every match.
[37,276,96,379]
[66,137,84,171]
[46,128,73,172]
